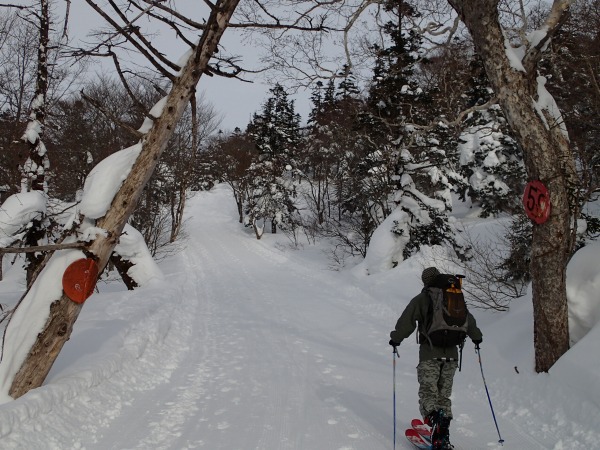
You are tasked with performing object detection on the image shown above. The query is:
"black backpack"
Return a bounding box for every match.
[423,274,469,347]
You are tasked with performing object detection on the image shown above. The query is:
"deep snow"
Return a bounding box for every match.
[0,184,599,449]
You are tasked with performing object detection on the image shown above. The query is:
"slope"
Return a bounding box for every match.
[0,184,597,449]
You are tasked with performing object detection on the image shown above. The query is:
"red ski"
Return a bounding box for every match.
[405,428,430,449]
[411,418,432,441]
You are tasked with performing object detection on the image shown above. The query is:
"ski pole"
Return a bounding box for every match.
[476,346,504,445]
[393,346,399,450]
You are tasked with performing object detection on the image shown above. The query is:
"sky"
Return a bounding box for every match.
[62,1,313,132]
[0,183,599,449]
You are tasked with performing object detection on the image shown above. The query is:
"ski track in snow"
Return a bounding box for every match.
[0,186,592,449]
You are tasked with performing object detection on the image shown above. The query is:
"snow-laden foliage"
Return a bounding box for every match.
[244,85,302,238]
[456,60,526,217]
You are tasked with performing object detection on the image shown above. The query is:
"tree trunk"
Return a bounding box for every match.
[5,0,241,399]
[22,0,50,285]
[447,0,578,372]
[110,254,139,291]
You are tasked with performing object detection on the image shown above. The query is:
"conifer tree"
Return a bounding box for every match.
[301,80,339,225]
[364,0,463,260]
[245,84,302,237]
[457,58,526,217]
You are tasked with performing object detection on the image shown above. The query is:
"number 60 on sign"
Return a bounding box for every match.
[523,180,551,224]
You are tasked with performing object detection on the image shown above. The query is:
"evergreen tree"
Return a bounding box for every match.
[336,65,361,100]
[301,80,339,225]
[363,0,463,260]
[366,1,429,138]
[245,84,302,237]
[457,58,526,217]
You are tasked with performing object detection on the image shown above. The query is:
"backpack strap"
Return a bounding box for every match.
[419,287,437,348]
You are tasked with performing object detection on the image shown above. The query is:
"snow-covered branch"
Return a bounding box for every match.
[522,0,573,73]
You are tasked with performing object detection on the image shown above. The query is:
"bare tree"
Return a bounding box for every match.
[2,0,242,399]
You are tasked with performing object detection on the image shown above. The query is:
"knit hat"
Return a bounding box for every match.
[421,267,440,286]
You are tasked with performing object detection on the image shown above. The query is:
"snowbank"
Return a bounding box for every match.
[566,243,600,344]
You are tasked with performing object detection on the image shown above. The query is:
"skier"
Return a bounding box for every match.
[389,267,483,450]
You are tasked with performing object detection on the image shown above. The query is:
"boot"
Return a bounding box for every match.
[430,410,442,450]
[438,412,453,449]
[431,410,453,450]
[424,410,438,427]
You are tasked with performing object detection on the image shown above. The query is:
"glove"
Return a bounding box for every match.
[472,339,482,349]
[389,339,399,348]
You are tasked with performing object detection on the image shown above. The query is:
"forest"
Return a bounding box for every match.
[0,0,598,398]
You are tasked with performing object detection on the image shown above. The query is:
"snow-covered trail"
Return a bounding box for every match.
[0,187,394,450]
[0,186,585,449]
[112,190,397,450]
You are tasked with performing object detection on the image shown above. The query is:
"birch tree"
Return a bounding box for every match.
[0,1,52,284]
[444,0,580,372]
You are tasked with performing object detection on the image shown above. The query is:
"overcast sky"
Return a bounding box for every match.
[61,1,312,132]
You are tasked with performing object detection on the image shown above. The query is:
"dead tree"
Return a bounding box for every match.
[3,0,241,399]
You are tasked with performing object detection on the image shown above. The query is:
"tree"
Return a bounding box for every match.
[0,1,52,285]
[47,77,141,200]
[0,1,87,285]
[446,0,580,372]
[541,0,600,218]
[245,84,302,237]
[300,80,340,226]
[129,92,221,255]
[0,0,242,399]
[204,129,256,224]
[362,0,465,261]
[457,57,526,217]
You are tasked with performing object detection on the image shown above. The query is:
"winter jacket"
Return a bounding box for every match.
[390,288,483,362]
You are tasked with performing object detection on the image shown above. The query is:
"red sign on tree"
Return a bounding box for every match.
[523,180,551,224]
[62,258,99,304]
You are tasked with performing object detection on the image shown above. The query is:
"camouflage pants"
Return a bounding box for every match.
[417,359,458,419]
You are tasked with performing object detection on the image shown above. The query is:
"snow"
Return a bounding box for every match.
[21,120,42,145]
[565,243,600,344]
[0,184,599,449]
[114,224,164,286]
[357,207,409,275]
[533,76,570,141]
[138,96,168,134]
[78,143,143,219]
[503,38,525,73]
[0,191,47,247]
[527,27,550,51]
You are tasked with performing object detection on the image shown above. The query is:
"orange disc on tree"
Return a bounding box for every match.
[62,258,99,304]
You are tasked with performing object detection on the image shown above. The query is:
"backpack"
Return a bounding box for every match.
[423,274,469,347]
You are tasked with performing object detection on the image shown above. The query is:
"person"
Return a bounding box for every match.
[389,267,482,450]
